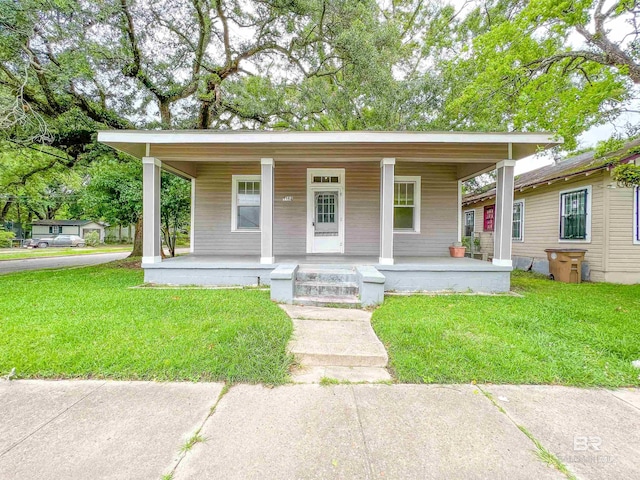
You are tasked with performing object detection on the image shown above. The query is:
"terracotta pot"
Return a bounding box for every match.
[449,246,466,258]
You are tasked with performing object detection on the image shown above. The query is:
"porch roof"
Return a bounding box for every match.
[98,130,561,164]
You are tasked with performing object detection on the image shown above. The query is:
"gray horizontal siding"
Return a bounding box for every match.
[273,162,380,256]
[194,161,459,258]
[194,162,261,255]
[394,163,459,256]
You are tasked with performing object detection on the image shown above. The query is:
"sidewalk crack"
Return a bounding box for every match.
[0,380,107,458]
[163,382,232,480]
[350,385,374,480]
[603,388,640,412]
[477,385,576,480]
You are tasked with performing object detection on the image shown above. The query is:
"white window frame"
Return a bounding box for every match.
[558,185,592,243]
[393,176,421,234]
[512,199,525,242]
[463,209,475,237]
[231,175,261,232]
[634,186,640,245]
[49,225,60,234]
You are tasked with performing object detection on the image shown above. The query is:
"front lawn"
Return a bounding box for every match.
[0,260,293,384]
[373,271,640,387]
[0,246,132,261]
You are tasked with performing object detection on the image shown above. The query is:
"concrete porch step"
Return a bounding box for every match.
[295,266,358,283]
[292,295,361,308]
[288,319,388,368]
[294,281,359,297]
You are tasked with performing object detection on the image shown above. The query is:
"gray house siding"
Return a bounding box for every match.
[273,161,381,256]
[194,161,459,257]
[194,162,261,255]
[394,163,459,256]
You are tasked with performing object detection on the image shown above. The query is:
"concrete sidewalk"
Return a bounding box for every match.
[0,380,638,479]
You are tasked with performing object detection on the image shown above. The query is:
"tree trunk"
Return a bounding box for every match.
[130,216,143,257]
[0,198,13,223]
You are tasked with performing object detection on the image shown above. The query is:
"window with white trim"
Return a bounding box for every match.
[634,186,640,244]
[49,225,60,234]
[464,210,475,237]
[512,200,524,241]
[393,176,421,233]
[559,186,591,241]
[232,175,260,231]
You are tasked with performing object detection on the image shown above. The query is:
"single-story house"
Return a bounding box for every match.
[462,139,640,284]
[31,220,108,243]
[98,130,560,305]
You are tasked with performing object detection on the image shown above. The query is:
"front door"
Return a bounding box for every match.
[313,190,340,252]
[307,169,345,253]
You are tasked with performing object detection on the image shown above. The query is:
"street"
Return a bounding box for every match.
[0,252,130,274]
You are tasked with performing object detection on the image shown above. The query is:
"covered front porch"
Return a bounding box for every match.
[98,130,560,303]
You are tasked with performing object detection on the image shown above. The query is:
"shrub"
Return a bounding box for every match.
[0,230,15,248]
[84,231,100,246]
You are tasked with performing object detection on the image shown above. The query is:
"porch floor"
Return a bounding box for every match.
[149,255,511,272]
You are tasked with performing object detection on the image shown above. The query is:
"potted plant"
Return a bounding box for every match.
[449,241,466,258]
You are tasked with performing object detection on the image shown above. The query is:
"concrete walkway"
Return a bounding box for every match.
[281,305,392,383]
[1,380,638,480]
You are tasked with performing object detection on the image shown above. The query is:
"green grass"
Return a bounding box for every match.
[0,246,132,261]
[0,260,293,384]
[373,271,640,387]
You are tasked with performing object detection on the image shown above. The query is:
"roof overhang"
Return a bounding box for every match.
[98,130,562,180]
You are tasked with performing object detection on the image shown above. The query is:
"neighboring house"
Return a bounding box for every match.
[31,220,108,243]
[462,139,640,284]
[98,130,559,304]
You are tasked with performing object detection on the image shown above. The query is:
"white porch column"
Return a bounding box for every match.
[260,158,275,264]
[457,179,463,243]
[190,178,196,253]
[493,159,516,267]
[379,157,395,265]
[142,156,162,264]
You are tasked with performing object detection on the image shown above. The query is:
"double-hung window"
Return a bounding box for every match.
[49,225,60,234]
[393,176,421,233]
[634,186,640,244]
[559,186,591,241]
[512,200,524,241]
[464,210,475,237]
[232,175,261,231]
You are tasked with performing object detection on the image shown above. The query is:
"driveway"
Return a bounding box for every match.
[0,380,637,479]
[0,252,130,274]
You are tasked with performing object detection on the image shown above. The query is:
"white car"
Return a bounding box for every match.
[24,235,86,248]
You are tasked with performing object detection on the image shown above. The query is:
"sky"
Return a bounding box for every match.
[516,108,640,175]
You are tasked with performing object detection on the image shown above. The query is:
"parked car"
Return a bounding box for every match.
[24,235,86,248]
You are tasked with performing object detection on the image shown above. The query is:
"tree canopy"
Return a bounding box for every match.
[1,0,639,243]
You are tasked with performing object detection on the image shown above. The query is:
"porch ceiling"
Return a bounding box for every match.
[99,130,561,164]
